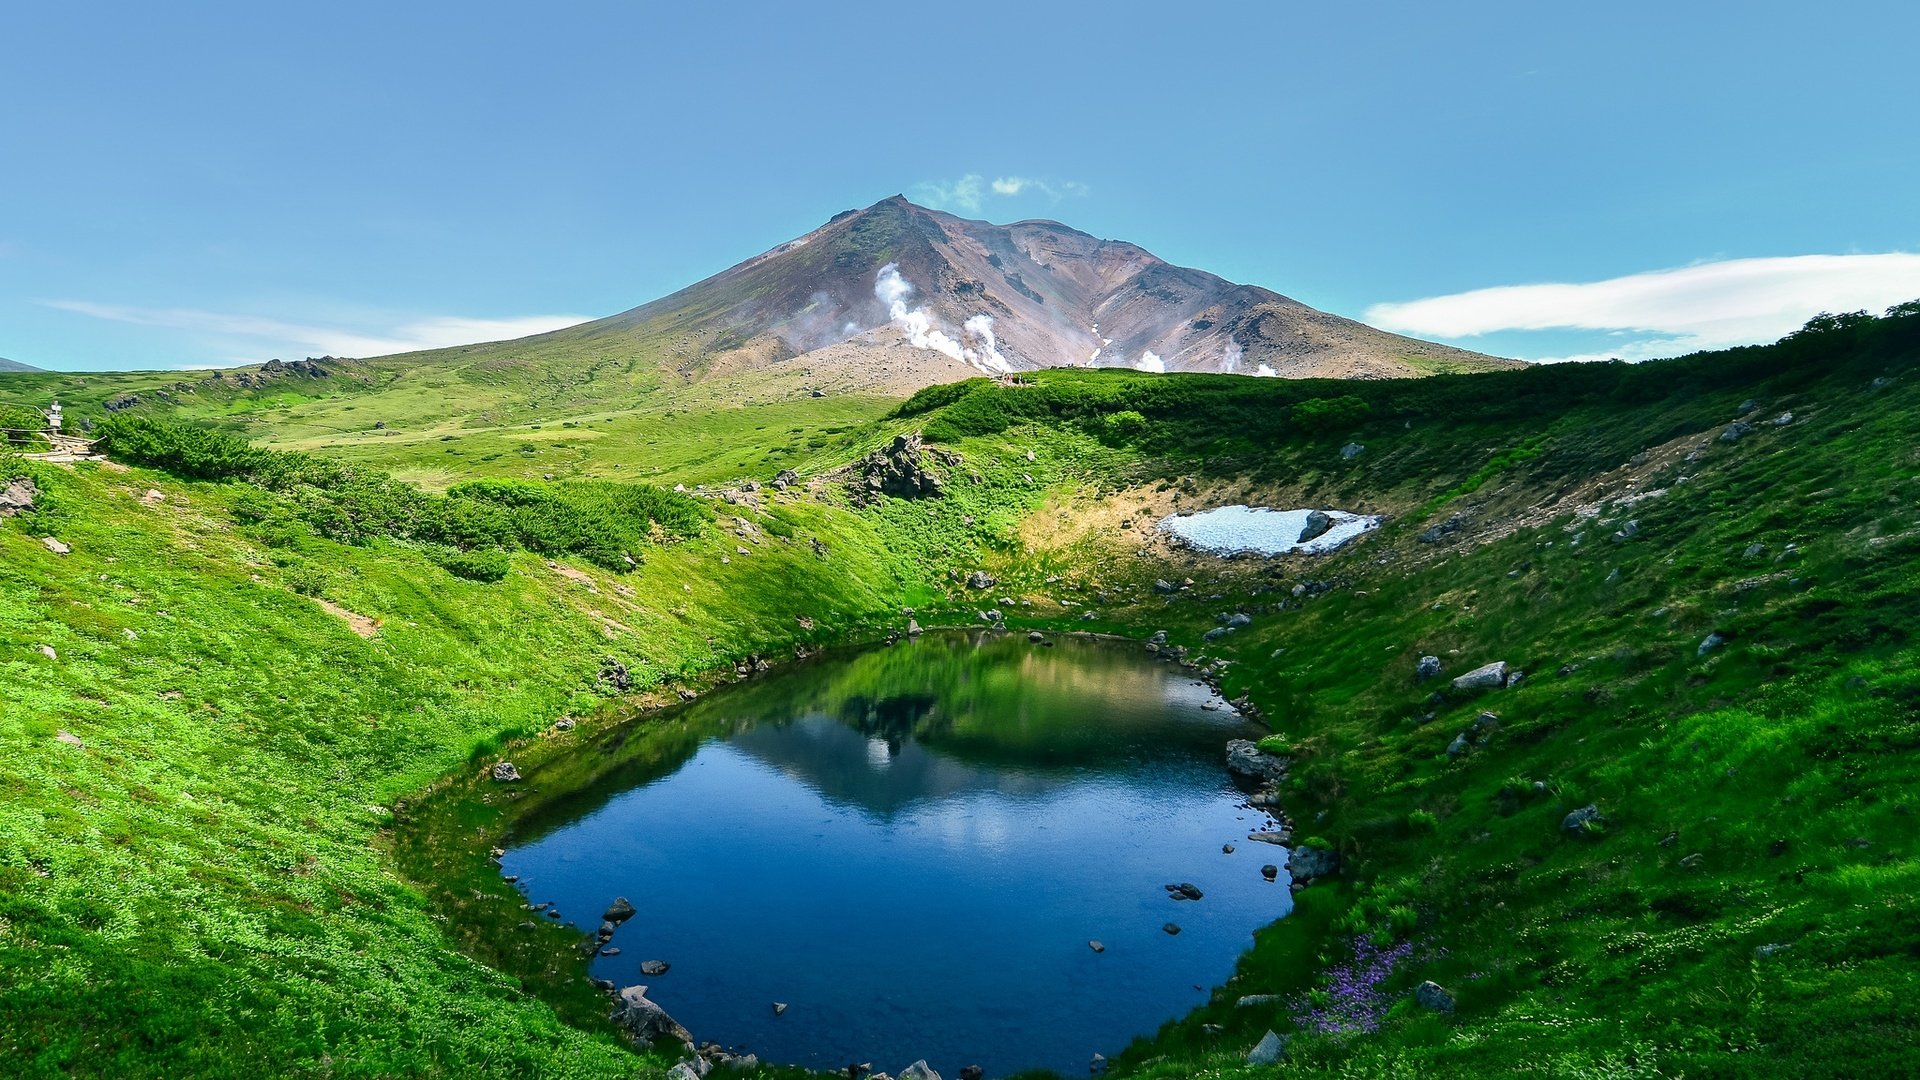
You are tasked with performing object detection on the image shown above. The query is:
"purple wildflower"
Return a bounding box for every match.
[1290,935,1417,1035]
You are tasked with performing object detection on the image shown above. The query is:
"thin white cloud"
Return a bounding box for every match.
[1365,253,1920,363]
[913,174,1089,215]
[41,300,590,362]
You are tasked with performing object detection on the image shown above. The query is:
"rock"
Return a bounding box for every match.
[1028,631,1045,643]
[1088,940,1105,953]
[55,730,83,748]
[1610,520,1640,543]
[967,571,996,590]
[37,644,57,660]
[1289,845,1340,881]
[553,717,575,732]
[604,897,637,923]
[1736,399,1759,415]
[599,946,621,957]
[1562,804,1604,833]
[772,1001,788,1016]
[0,477,36,516]
[1773,411,1794,426]
[1744,543,1766,559]
[1261,864,1279,881]
[1153,578,1177,594]
[1162,922,1181,935]
[1298,510,1334,543]
[1340,442,1365,460]
[599,657,632,692]
[1248,831,1289,845]
[898,1062,940,1080]
[1451,661,1508,691]
[41,536,71,555]
[1222,843,1235,854]
[1414,980,1456,1013]
[610,985,693,1048]
[853,432,947,505]
[667,1063,702,1080]
[959,1067,984,1080]
[1235,993,1283,1007]
[1698,632,1727,656]
[1247,1029,1289,1065]
[1090,1053,1108,1074]
[1680,852,1705,869]
[641,960,670,976]
[1203,627,1228,642]
[598,921,617,939]
[1416,655,1442,680]
[1148,630,1168,645]
[490,761,522,782]
[1720,421,1753,443]
[1446,733,1471,758]
[1167,882,1204,901]
[907,619,923,636]
[1225,739,1287,783]
[1226,612,1252,628]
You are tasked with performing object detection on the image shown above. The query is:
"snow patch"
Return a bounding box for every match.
[1157,506,1381,556]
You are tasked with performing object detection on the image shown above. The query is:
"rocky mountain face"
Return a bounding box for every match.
[501,196,1518,392]
[0,357,43,373]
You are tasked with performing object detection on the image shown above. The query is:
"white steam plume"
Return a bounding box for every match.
[875,264,1011,374]
[1220,340,1244,373]
[963,314,1013,373]
[1134,350,1166,374]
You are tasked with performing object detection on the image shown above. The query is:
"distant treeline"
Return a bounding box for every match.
[97,417,708,580]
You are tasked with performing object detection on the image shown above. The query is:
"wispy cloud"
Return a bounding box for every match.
[913,174,1088,215]
[41,300,591,363]
[1365,253,1920,363]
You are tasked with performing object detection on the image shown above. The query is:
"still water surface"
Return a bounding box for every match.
[501,632,1290,1077]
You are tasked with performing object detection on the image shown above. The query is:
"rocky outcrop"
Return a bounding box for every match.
[852,433,954,505]
[1298,510,1334,543]
[1226,739,1287,783]
[1451,661,1507,691]
[1247,1029,1289,1065]
[1414,980,1456,1013]
[611,984,693,1048]
[0,477,36,516]
[490,762,521,782]
[1288,844,1340,883]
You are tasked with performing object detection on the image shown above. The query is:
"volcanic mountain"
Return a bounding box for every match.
[437,196,1516,394]
[0,357,41,373]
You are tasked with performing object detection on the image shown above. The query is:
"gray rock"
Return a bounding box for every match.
[1235,993,1283,1007]
[0,477,36,516]
[1203,627,1229,642]
[490,761,522,782]
[1298,510,1334,543]
[1610,519,1640,543]
[1773,411,1794,426]
[1088,940,1105,953]
[1153,579,1177,594]
[1261,864,1279,881]
[640,960,670,976]
[1340,442,1365,460]
[1451,661,1508,691]
[959,1068,983,1080]
[38,644,57,660]
[667,1063,702,1080]
[898,1062,940,1080]
[604,897,636,923]
[1226,612,1252,628]
[1090,1053,1108,1074]
[906,619,923,636]
[1247,1029,1289,1065]
[553,717,575,732]
[966,570,995,590]
[1736,399,1759,415]
[1720,421,1753,443]
[1698,632,1727,656]
[1028,630,1045,643]
[1162,922,1181,935]
[1414,980,1456,1013]
[41,536,71,555]
[772,1001,788,1016]
[1562,804,1604,833]
[1148,630,1169,645]
[1289,845,1340,881]
[1744,543,1766,559]
[1446,733,1471,758]
[610,985,692,1048]
[1167,882,1204,901]
[1416,655,1442,680]
[1226,739,1287,783]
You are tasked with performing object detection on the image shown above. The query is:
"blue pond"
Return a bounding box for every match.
[500,632,1291,1077]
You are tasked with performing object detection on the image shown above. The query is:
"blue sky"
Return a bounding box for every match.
[2,1,1917,371]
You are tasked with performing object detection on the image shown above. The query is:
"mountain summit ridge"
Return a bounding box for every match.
[452,196,1517,392]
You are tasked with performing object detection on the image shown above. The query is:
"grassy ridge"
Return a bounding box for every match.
[3,305,1918,1077]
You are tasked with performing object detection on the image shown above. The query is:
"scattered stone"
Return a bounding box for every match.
[1148,630,1169,645]
[1773,411,1794,426]
[898,1061,939,1080]
[1222,843,1235,854]
[599,946,621,957]
[1162,922,1181,935]
[1297,510,1334,543]
[1446,733,1471,758]
[1736,399,1759,415]
[1088,940,1105,953]
[667,1063,702,1080]
[0,477,36,516]
[1236,994,1283,1008]
[610,985,692,1048]
[1261,864,1279,881]
[1226,739,1287,783]
[1226,612,1252,628]
[604,897,637,923]
[599,657,632,692]
[1610,520,1640,543]
[41,536,71,555]
[641,960,670,976]
[1340,442,1365,460]
[1153,579,1176,594]
[55,730,83,748]
[967,571,996,590]
[490,761,522,783]
[772,1001,788,1016]
[1754,943,1792,959]
[1698,632,1727,656]
[1720,421,1753,443]
[1416,655,1442,680]
[37,644,57,660]
[1451,661,1508,691]
[1167,882,1204,901]
[1562,804,1604,833]
[1744,543,1766,559]
[553,717,575,732]
[1247,1029,1289,1065]
[1414,980,1456,1013]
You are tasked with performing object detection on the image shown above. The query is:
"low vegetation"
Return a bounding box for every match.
[3,304,1916,1077]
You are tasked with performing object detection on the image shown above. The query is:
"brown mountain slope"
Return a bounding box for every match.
[406,196,1517,394]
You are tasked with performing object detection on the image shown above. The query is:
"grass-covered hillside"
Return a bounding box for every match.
[3,304,1916,1078]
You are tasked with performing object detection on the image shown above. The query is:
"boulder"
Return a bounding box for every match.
[0,477,36,516]
[1153,579,1177,594]
[1451,661,1508,691]
[853,432,947,504]
[1340,442,1365,460]
[1247,1029,1289,1065]
[1225,739,1287,783]
[1446,733,1470,758]
[610,985,693,1048]
[1414,980,1456,1013]
[1773,411,1794,426]
[1226,612,1252,628]
[967,570,995,590]
[1088,940,1105,953]
[640,960,670,976]
[41,536,71,555]
[1028,631,1045,643]
[1261,864,1279,881]
[1698,632,1727,656]
[1416,655,1442,680]
[1720,421,1753,443]
[1562,804,1604,833]
[1298,510,1334,543]
[666,1063,702,1080]
[1289,845,1340,881]
[490,761,522,782]
[899,1062,941,1080]
[604,897,637,923]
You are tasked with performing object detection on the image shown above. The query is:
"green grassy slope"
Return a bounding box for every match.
[3,305,1917,1078]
